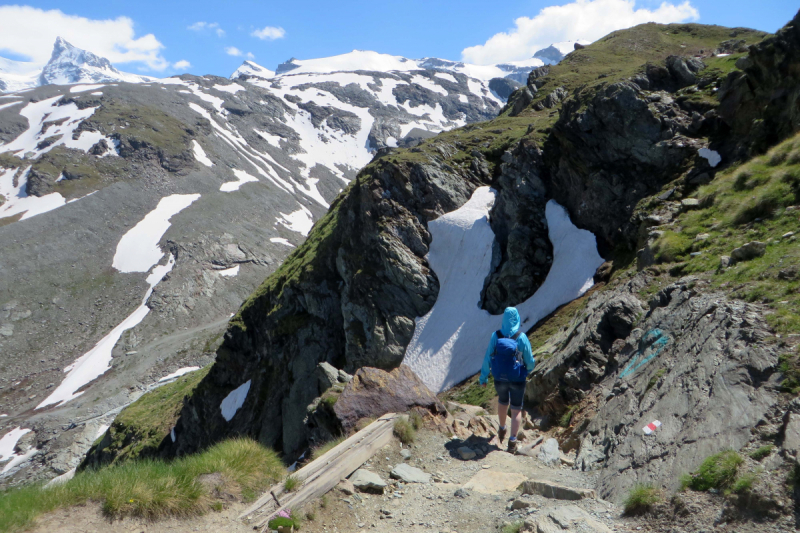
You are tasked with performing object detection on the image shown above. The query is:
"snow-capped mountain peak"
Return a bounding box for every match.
[0,37,153,93]
[39,37,152,86]
[231,60,275,81]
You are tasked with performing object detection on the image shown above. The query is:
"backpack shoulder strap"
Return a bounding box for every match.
[511,331,522,340]
[496,330,504,339]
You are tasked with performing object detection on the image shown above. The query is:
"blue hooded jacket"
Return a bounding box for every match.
[479,307,535,384]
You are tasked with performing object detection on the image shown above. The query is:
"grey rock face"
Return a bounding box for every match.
[527,275,779,501]
[783,413,800,463]
[534,45,566,65]
[488,77,522,101]
[481,141,551,314]
[543,81,701,250]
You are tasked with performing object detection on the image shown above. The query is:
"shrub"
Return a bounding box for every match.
[684,450,743,492]
[623,484,662,515]
[559,405,578,428]
[393,418,416,444]
[749,445,774,461]
[311,436,345,460]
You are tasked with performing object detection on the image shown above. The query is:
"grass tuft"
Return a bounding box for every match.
[393,418,416,445]
[311,436,346,460]
[0,438,284,532]
[501,520,524,533]
[683,450,744,492]
[284,475,300,492]
[623,484,662,515]
[749,445,775,461]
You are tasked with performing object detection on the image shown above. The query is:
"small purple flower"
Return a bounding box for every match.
[278,509,291,518]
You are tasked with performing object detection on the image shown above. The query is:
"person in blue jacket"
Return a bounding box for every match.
[480,307,535,454]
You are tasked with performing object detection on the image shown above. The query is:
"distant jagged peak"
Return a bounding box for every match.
[39,36,152,87]
[533,40,592,65]
[231,60,275,81]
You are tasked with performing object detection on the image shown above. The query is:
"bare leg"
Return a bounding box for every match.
[498,405,508,428]
[509,408,522,439]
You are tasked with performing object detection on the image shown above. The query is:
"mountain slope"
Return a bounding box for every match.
[0,43,537,484]
[154,18,791,496]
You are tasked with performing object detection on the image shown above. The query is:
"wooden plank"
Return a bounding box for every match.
[239,413,397,522]
[255,418,397,530]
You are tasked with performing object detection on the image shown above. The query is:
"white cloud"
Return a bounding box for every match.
[461,0,699,65]
[188,21,225,37]
[226,46,243,57]
[246,52,255,60]
[251,26,286,40]
[0,5,169,70]
[173,60,191,70]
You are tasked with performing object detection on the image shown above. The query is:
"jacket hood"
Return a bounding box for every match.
[501,307,520,337]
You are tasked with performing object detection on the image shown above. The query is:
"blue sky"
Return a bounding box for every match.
[0,0,797,76]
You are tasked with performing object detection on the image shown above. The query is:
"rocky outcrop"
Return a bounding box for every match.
[527,275,779,501]
[333,366,446,432]
[543,81,704,251]
[169,153,490,458]
[718,10,800,156]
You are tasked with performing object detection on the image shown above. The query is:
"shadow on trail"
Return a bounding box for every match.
[444,434,500,461]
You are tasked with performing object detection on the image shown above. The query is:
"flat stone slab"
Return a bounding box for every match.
[390,463,431,483]
[349,468,387,494]
[520,479,596,500]
[457,446,477,460]
[533,505,612,533]
[463,470,528,495]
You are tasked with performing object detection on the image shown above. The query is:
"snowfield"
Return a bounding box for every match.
[402,187,604,393]
[112,194,201,273]
[221,380,251,421]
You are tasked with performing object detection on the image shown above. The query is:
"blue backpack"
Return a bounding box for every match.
[491,330,527,382]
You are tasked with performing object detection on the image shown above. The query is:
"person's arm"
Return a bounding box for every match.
[479,332,498,385]
[518,334,535,374]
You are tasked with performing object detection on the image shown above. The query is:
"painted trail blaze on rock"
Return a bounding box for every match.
[642,420,662,435]
[619,329,669,378]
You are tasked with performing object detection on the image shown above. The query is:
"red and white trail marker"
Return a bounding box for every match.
[643,420,661,435]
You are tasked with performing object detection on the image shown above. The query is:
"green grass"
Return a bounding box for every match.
[643,132,800,340]
[440,374,496,408]
[409,411,423,431]
[559,405,578,428]
[84,366,210,466]
[623,484,662,515]
[284,475,300,492]
[393,418,416,445]
[515,23,768,116]
[731,470,760,494]
[311,436,346,460]
[682,450,744,492]
[749,445,775,461]
[268,510,302,531]
[0,438,285,532]
[501,520,524,533]
[645,369,667,393]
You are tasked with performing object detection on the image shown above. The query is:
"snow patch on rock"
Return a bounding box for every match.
[220,169,258,192]
[698,147,721,167]
[277,205,314,236]
[192,140,213,167]
[112,194,200,273]
[403,187,603,393]
[220,380,251,422]
[158,367,200,383]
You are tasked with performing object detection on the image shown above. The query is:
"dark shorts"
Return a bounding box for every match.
[495,380,525,410]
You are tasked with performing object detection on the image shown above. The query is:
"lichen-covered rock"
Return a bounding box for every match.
[333,365,445,432]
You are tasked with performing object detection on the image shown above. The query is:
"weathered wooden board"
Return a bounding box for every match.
[239,413,398,527]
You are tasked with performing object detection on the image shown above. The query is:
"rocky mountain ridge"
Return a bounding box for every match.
[75,19,796,533]
[0,38,537,482]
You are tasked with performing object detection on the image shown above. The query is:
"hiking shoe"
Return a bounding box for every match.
[507,439,518,455]
[497,426,507,444]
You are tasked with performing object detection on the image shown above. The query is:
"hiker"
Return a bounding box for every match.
[479,306,534,454]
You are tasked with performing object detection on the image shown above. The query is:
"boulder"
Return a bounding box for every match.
[457,446,477,460]
[533,505,612,533]
[333,365,446,432]
[519,480,596,500]
[730,241,767,263]
[317,362,340,391]
[337,478,356,495]
[349,469,387,494]
[390,463,431,483]
[538,438,560,466]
